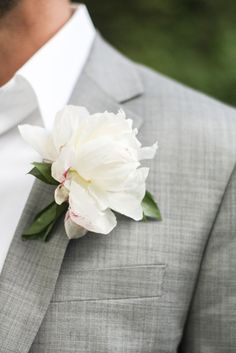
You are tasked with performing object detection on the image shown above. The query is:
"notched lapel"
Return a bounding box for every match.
[70,71,143,130]
[83,33,144,104]
[0,33,144,353]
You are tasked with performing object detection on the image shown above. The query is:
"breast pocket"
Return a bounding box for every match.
[52,264,167,302]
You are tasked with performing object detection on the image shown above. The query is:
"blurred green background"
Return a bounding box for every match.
[81,0,236,106]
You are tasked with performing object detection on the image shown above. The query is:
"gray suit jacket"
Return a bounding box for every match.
[0,33,235,353]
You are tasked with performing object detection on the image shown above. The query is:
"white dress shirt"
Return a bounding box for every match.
[0,4,95,273]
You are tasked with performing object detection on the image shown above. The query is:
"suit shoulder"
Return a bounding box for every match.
[136,63,236,121]
[132,63,236,158]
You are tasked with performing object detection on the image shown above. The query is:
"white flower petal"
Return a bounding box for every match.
[92,162,140,191]
[106,168,149,220]
[55,185,69,205]
[72,110,133,147]
[64,211,87,239]
[53,106,90,151]
[51,146,76,183]
[138,142,158,160]
[108,192,144,220]
[69,181,117,234]
[87,183,109,211]
[18,124,57,161]
[75,138,137,182]
[122,167,149,192]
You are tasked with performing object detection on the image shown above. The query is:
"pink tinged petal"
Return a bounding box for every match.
[69,181,117,234]
[18,124,57,161]
[51,146,75,183]
[52,106,90,151]
[55,185,69,205]
[138,142,158,161]
[64,211,87,239]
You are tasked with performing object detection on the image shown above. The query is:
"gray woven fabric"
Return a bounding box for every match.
[0,33,235,353]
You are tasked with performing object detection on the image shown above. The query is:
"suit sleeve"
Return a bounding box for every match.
[179,163,236,353]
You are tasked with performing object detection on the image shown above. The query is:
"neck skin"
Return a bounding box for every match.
[0,0,72,86]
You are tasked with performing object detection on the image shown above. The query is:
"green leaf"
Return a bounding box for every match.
[23,202,57,235]
[28,162,59,185]
[141,191,162,221]
[28,167,51,184]
[41,220,57,242]
[23,220,57,242]
[22,201,68,241]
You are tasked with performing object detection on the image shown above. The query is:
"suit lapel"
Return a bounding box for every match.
[0,180,69,353]
[70,33,144,129]
[70,70,143,129]
[0,33,144,353]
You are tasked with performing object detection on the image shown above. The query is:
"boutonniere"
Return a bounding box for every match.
[19,106,161,241]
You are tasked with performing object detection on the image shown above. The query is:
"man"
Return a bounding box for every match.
[0,1,235,352]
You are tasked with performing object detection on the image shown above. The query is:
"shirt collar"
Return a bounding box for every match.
[16,4,96,130]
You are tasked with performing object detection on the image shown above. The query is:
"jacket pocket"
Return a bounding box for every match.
[52,264,166,302]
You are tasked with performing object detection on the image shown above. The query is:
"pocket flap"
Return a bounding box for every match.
[52,264,166,302]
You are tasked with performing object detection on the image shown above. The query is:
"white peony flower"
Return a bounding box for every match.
[19,106,157,239]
